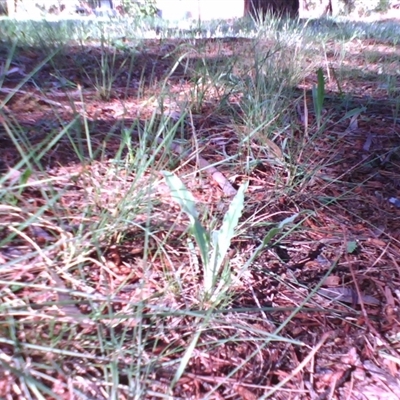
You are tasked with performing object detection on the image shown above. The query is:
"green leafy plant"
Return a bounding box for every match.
[312,67,325,129]
[162,171,247,301]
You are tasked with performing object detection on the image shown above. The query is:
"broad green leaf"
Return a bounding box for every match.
[262,213,299,246]
[316,67,325,110]
[313,67,325,127]
[206,183,247,292]
[162,171,209,264]
[162,171,199,218]
[347,241,358,254]
[337,107,366,124]
[191,219,209,267]
[20,169,32,185]
[214,182,247,269]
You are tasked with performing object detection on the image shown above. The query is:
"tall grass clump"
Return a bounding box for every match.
[231,31,311,173]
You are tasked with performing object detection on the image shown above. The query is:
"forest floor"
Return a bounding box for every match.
[0,15,400,400]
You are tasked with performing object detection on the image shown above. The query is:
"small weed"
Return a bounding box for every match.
[163,171,247,301]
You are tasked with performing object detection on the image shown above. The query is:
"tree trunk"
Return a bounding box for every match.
[330,0,340,16]
[6,0,15,16]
